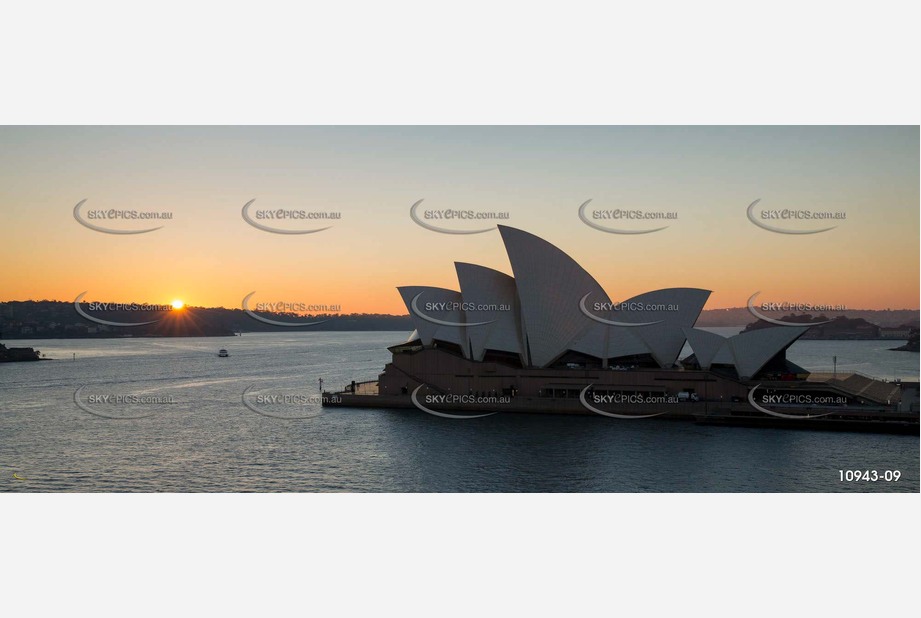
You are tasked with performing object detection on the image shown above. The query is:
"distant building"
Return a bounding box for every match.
[880,327,912,339]
[0,343,41,362]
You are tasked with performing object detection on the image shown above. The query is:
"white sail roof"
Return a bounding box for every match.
[454,262,525,363]
[682,326,808,378]
[728,326,809,379]
[397,286,467,354]
[616,288,711,366]
[498,225,612,368]
[396,226,797,377]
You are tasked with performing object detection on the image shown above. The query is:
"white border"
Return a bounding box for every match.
[1,0,918,615]
[2,495,918,617]
[1,1,919,124]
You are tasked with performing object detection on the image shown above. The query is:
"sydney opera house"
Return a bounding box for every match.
[326,226,915,431]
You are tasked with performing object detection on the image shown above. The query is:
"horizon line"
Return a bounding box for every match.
[1,298,919,314]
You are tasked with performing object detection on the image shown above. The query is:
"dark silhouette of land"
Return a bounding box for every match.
[0,342,43,361]
[891,332,920,352]
[1,300,918,340]
[699,307,919,329]
[741,313,919,344]
[1,300,413,339]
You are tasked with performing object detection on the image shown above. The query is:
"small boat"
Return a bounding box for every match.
[218,349,229,358]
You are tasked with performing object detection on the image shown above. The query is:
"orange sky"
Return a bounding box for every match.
[1,126,918,313]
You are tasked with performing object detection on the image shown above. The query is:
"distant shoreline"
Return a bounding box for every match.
[2,330,412,340]
[2,300,918,339]
[2,330,915,343]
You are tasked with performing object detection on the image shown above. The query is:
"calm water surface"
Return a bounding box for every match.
[1,332,917,492]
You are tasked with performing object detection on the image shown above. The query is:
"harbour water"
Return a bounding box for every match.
[1,331,917,492]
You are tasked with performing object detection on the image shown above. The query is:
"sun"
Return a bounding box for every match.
[171,299,185,310]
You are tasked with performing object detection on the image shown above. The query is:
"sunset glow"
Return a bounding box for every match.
[0,126,917,312]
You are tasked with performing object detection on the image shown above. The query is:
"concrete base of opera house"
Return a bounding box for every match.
[320,349,919,434]
[321,390,918,434]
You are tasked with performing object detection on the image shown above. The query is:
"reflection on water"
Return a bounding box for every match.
[1,332,917,492]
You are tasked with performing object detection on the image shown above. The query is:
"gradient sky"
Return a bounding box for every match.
[1,126,917,314]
